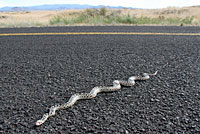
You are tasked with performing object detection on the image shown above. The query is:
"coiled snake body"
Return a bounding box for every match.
[36,71,158,126]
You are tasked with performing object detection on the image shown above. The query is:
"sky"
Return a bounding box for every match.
[0,0,200,9]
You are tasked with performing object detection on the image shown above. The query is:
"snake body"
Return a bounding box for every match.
[36,71,158,126]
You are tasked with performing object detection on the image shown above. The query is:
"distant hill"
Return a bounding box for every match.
[0,4,133,12]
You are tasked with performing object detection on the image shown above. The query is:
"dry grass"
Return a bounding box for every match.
[128,6,200,23]
[0,10,80,27]
[0,6,200,27]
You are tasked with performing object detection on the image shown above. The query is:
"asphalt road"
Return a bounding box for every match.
[0,26,200,134]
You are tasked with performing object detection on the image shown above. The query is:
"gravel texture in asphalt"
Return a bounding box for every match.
[0,26,200,134]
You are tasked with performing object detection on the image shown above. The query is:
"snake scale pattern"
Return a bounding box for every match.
[36,71,158,126]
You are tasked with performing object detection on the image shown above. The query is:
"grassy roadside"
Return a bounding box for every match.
[49,8,197,26]
[0,7,200,28]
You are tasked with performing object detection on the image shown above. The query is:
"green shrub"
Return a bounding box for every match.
[116,14,135,24]
[181,16,194,24]
[99,7,107,16]
[49,16,62,25]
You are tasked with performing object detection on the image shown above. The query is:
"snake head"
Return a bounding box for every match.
[35,120,44,126]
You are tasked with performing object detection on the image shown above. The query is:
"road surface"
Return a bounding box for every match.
[0,26,200,133]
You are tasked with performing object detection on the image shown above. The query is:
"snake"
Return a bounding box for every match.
[35,71,158,126]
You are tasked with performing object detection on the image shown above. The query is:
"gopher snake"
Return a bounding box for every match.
[36,71,158,126]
